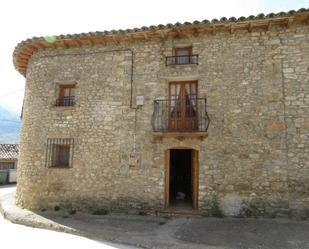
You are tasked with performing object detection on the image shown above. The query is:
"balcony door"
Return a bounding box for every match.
[169,81,198,131]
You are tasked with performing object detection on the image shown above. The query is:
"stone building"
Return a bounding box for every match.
[0,144,18,183]
[14,9,309,217]
[0,144,18,169]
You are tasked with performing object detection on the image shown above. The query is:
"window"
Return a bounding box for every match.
[0,162,15,170]
[46,138,74,168]
[56,84,76,106]
[165,46,198,66]
[169,81,198,131]
[174,47,192,64]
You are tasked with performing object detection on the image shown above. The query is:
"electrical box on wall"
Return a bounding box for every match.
[129,152,141,168]
[136,95,144,106]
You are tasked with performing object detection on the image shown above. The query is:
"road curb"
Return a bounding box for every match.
[0,192,92,239]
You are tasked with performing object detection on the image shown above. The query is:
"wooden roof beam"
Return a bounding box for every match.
[125,34,134,42]
[27,44,39,52]
[21,47,34,55]
[287,17,294,28]
[88,38,95,46]
[305,15,309,25]
[229,24,235,34]
[33,42,46,49]
[248,22,253,33]
[62,40,69,49]
[78,38,92,46]
[17,58,28,64]
[267,21,272,31]
[19,50,32,57]
[72,39,82,47]
[112,35,119,45]
[18,54,30,60]
[94,37,106,46]
[159,30,166,39]
[192,28,199,37]
[143,32,149,40]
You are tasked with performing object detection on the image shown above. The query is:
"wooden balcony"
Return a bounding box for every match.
[152,98,209,139]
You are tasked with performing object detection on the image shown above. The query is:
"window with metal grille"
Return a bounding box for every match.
[165,46,198,66]
[45,138,74,168]
[174,47,192,64]
[55,84,76,106]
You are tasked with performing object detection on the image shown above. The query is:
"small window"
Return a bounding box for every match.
[56,84,76,106]
[46,138,74,168]
[0,162,15,170]
[174,47,192,64]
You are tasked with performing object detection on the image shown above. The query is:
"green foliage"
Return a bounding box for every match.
[69,209,76,215]
[210,196,224,218]
[44,36,57,43]
[0,171,7,184]
[138,211,147,216]
[92,208,108,215]
[54,205,60,211]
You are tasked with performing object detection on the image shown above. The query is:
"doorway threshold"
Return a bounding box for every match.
[158,206,203,216]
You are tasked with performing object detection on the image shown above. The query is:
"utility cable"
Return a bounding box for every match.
[0,119,20,123]
[0,88,24,100]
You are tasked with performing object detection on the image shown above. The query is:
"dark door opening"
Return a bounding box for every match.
[169,149,192,208]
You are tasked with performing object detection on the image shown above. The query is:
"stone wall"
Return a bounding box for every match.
[16,23,309,217]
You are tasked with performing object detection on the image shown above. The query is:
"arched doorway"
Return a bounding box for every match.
[165,148,199,209]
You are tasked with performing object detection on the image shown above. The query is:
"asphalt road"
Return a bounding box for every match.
[0,185,137,249]
[1,185,309,249]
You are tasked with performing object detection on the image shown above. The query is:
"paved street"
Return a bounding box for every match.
[0,185,136,249]
[1,185,309,249]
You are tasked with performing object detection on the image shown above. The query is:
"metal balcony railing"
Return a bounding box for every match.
[55,97,75,107]
[165,55,198,66]
[152,98,210,132]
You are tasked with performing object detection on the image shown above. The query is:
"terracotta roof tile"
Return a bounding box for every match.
[12,8,309,76]
[0,144,19,160]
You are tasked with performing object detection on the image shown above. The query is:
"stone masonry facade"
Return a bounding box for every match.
[15,16,309,217]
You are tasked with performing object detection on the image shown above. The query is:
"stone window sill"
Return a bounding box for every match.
[50,106,76,110]
[153,131,208,140]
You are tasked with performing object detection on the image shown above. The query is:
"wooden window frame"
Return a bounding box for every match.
[173,46,192,57]
[173,46,192,65]
[168,81,199,132]
[165,149,199,209]
[53,144,70,168]
[56,84,76,107]
[46,138,74,168]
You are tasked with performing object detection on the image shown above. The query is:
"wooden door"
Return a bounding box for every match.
[191,150,199,209]
[169,81,198,131]
[165,149,170,208]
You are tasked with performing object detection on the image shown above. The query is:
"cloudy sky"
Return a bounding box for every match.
[0,0,308,114]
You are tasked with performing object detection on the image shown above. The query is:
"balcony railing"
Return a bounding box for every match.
[55,97,75,107]
[152,98,210,133]
[165,55,198,66]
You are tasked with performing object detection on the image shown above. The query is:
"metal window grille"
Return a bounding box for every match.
[152,98,210,132]
[55,97,75,107]
[45,138,74,168]
[166,55,199,66]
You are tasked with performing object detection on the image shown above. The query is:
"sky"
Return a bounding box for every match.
[0,0,308,114]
